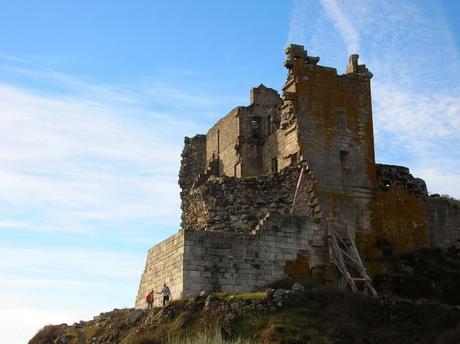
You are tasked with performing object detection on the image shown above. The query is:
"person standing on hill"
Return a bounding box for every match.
[145,290,154,309]
[158,283,171,306]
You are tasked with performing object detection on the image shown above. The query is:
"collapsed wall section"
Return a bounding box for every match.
[181,166,317,233]
[135,232,185,308]
[179,135,207,192]
[376,164,427,196]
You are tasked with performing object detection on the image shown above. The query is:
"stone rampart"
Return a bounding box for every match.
[136,232,185,308]
[136,213,326,308]
[182,213,322,296]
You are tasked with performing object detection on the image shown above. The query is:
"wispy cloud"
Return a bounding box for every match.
[318,0,359,53]
[288,0,460,198]
[0,82,181,230]
[0,56,238,235]
[0,247,144,281]
[0,58,237,342]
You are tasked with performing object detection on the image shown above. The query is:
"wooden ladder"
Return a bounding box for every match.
[290,163,377,297]
[326,218,378,297]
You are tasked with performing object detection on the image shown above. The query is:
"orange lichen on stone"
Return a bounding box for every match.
[356,231,384,260]
[284,253,310,278]
[365,112,377,188]
[317,191,353,217]
[369,185,429,253]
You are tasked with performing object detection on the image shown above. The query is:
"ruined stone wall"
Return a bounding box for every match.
[270,121,301,172]
[261,97,301,174]
[136,213,327,307]
[178,135,207,192]
[236,106,263,177]
[363,164,460,254]
[181,166,319,233]
[135,232,185,308]
[206,108,240,177]
[203,85,283,179]
[426,197,460,248]
[376,164,428,196]
[238,86,282,177]
[250,84,282,108]
[363,164,430,254]
[182,213,323,297]
[261,132,278,174]
[368,185,430,253]
[282,45,376,234]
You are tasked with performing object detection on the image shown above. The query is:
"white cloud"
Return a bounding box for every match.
[413,165,460,197]
[0,56,243,342]
[319,0,360,53]
[0,220,80,233]
[373,83,460,145]
[0,59,236,342]
[288,0,310,46]
[0,247,144,280]
[0,66,215,233]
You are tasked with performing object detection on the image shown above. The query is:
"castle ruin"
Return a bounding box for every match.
[135,45,460,307]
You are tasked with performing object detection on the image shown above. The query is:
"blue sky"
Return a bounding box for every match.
[0,1,459,343]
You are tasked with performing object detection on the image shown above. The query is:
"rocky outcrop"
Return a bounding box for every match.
[30,277,460,344]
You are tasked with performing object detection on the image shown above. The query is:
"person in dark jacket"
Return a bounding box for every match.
[158,283,171,306]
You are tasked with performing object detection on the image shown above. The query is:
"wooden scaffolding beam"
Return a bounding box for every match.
[326,218,378,297]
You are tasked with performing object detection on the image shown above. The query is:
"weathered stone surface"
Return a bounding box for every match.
[136,212,325,308]
[181,166,316,233]
[376,164,428,197]
[136,45,460,308]
[291,282,305,293]
[272,288,287,299]
[136,232,185,308]
[126,309,143,325]
[426,196,460,248]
